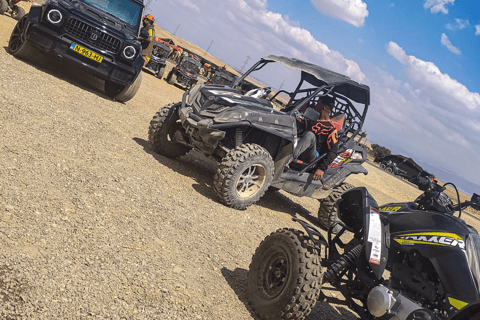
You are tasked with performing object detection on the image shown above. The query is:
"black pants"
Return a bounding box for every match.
[293,131,317,163]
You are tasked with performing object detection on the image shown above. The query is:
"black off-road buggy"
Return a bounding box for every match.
[149,55,370,228]
[207,69,236,86]
[142,37,170,79]
[7,0,145,102]
[165,54,202,90]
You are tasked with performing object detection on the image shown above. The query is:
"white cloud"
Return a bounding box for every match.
[424,0,455,14]
[446,18,470,30]
[441,33,461,55]
[365,64,480,185]
[310,0,369,27]
[476,25,480,35]
[387,41,479,113]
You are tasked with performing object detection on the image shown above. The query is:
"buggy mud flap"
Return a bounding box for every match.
[321,163,368,190]
[271,171,331,199]
[272,163,367,199]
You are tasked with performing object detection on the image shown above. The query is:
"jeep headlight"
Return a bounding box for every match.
[122,45,136,59]
[47,9,63,24]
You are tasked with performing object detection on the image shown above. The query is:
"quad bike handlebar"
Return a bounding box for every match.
[414,180,480,218]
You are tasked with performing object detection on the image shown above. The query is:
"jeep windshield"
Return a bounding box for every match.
[180,59,200,75]
[82,0,142,28]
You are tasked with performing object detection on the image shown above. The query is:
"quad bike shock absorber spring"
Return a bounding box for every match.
[324,244,363,279]
[235,128,243,147]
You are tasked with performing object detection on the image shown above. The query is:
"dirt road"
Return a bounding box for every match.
[0,8,479,320]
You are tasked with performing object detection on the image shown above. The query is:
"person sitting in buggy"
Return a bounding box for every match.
[292,95,344,180]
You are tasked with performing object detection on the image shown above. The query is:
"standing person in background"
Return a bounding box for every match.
[140,14,156,66]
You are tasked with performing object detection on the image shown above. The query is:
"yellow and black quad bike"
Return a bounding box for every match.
[247,180,480,320]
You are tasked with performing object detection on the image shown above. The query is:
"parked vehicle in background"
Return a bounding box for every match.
[165,55,201,90]
[380,159,407,177]
[207,69,236,86]
[143,38,170,79]
[0,0,28,21]
[7,0,145,102]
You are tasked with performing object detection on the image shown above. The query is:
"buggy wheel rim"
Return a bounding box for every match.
[9,16,27,53]
[235,164,266,198]
[262,252,288,298]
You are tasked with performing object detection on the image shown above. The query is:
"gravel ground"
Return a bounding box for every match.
[1,9,480,320]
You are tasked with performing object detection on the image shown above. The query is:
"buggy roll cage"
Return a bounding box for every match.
[231,55,370,141]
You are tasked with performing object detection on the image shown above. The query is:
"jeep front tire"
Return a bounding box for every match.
[105,72,142,103]
[214,144,274,210]
[8,15,36,60]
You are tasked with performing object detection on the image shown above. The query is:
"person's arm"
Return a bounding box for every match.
[147,28,154,42]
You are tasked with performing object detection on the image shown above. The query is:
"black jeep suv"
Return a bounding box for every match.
[8,0,145,102]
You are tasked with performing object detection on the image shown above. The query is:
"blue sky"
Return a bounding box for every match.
[151,0,480,195]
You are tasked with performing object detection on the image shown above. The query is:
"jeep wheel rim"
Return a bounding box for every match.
[236,164,266,198]
[9,16,26,53]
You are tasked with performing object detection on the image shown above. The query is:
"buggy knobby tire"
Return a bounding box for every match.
[318,182,354,233]
[157,66,165,79]
[148,102,191,158]
[167,71,176,85]
[380,163,386,170]
[386,167,393,174]
[247,228,322,320]
[11,6,25,20]
[213,143,274,210]
[8,15,36,61]
[0,0,8,14]
[105,72,142,103]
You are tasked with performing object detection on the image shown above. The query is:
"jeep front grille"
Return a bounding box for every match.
[65,18,121,53]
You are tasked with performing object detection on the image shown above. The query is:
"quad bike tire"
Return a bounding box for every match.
[148,102,191,158]
[380,163,386,170]
[247,228,322,320]
[105,72,142,103]
[167,71,176,85]
[8,15,36,61]
[386,167,393,174]
[156,66,165,79]
[214,143,274,210]
[318,182,354,233]
[0,0,8,14]
[11,6,25,20]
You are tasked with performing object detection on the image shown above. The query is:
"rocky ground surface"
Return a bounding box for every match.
[1,8,479,320]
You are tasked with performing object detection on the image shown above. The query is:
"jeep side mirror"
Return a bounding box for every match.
[304,108,320,122]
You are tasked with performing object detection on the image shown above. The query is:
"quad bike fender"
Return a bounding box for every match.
[292,217,328,248]
[338,187,389,279]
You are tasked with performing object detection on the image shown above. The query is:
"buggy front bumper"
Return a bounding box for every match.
[179,107,227,150]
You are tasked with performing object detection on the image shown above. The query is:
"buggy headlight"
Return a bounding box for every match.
[123,45,136,59]
[47,9,63,24]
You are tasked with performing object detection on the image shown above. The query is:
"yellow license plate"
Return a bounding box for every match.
[69,43,103,63]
